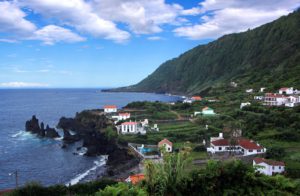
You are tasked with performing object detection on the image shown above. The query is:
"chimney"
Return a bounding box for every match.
[219,133,223,138]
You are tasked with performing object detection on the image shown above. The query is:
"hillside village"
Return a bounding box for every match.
[100,84,300,182]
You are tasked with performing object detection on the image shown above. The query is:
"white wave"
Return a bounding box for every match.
[77,147,88,156]
[66,156,106,186]
[54,137,63,141]
[11,131,24,138]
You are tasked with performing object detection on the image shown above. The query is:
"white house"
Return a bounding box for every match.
[260,87,266,92]
[279,87,294,95]
[240,102,251,109]
[202,107,215,115]
[263,93,288,106]
[230,81,238,88]
[253,157,285,176]
[254,96,264,100]
[183,99,193,104]
[104,105,117,113]
[112,113,131,123]
[207,137,266,156]
[158,138,172,152]
[285,96,300,107]
[120,121,138,134]
[246,89,253,93]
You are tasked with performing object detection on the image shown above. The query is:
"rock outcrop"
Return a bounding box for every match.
[25,115,60,138]
[57,110,140,167]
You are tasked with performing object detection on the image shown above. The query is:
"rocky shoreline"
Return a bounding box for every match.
[25,110,141,180]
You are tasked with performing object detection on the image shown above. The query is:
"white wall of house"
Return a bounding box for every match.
[253,161,285,176]
[279,87,294,95]
[240,102,251,109]
[161,143,172,152]
[202,109,215,115]
[121,124,137,133]
[242,148,265,156]
[104,108,117,113]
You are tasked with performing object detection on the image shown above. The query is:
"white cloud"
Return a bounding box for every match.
[174,0,300,40]
[147,36,163,41]
[0,82,49,88]
[31,25,85,45]
[91,0,184,34]
[0,1,36,35]
[19,0,131,42]
[0,38,18,43]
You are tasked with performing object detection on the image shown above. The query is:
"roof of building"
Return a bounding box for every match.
[211,138,263,150]
[126,174,145,185]
[202,106,213,111]
[253,157,285,166]
[121,121,138,125]
[279,87,291,91]
[104,105,117,109]
[265,93,287,98]
[158,138,173,147]
[192,96,202,100]
[119,113,130,116]
[238,139,263,150]
[211,138,229,146]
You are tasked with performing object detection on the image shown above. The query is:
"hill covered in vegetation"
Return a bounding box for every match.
[116,9,300,95]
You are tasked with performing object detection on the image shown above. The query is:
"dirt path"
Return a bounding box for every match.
[170,110,184,120]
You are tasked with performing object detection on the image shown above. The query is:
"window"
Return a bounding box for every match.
[219,147,222,150]
[257,150,261,152]
[279,166,281,169]
[272,166,275,170]
[248,150,253,152]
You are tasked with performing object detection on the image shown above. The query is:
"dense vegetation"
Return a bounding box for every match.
[116,9,300,95]
[6,152,300,196]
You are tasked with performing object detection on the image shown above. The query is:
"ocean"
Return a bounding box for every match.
[0,89,180,189]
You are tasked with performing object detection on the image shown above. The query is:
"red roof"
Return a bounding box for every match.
[127,174,145,185]
[211,138,263,150]
[254,157,285,166]
[158,138,173,147]
[238,139,263,150]
[119,113,130,116]
[121,121,137,125]
[279,87,289,91]
[265,93,287,98]
[211,139,229,146]
[104,105,117,109]
[192,96,202,100]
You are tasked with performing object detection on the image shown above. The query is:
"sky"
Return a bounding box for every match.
[0,0,299,88]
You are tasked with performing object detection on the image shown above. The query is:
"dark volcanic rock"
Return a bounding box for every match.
[57,110,139,168]
[25,115,60,138]
[25,115,40,134]
[45,125,60,138]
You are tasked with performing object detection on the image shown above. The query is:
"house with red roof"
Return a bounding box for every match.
[191,96,202,101]
[263,93,288,106]
[104,105,117,113]
[207,135,266,156]
[279,87,294,95]
[112,112,131,123]
[120,121,138,134]
[253,158,285,176]
[125,173,145,185]
[158,138,172,152]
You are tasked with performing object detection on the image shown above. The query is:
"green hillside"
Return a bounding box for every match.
[118,10,300,95]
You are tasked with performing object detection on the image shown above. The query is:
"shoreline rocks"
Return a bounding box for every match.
[25,115,60,138]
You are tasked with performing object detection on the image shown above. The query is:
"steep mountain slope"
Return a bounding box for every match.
[117,10,300,95]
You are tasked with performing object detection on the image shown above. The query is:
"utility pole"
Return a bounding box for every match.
[9,170,18,188]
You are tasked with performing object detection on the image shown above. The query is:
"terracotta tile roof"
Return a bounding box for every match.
[254,157,285,166]
[192,96,202,100]
[104,105,117,109]
[121,121,138,125]
[238,138,263,150]
[119,113,130,116]
[158,138,173,147]
[127,174,145,185]
[211,139,229,146]
[202,106,213,111]
[265,93,287,98]
[211,138,263,150]
[279,87,290,91]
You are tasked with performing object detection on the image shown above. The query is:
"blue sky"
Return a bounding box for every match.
[0,0,299,88]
